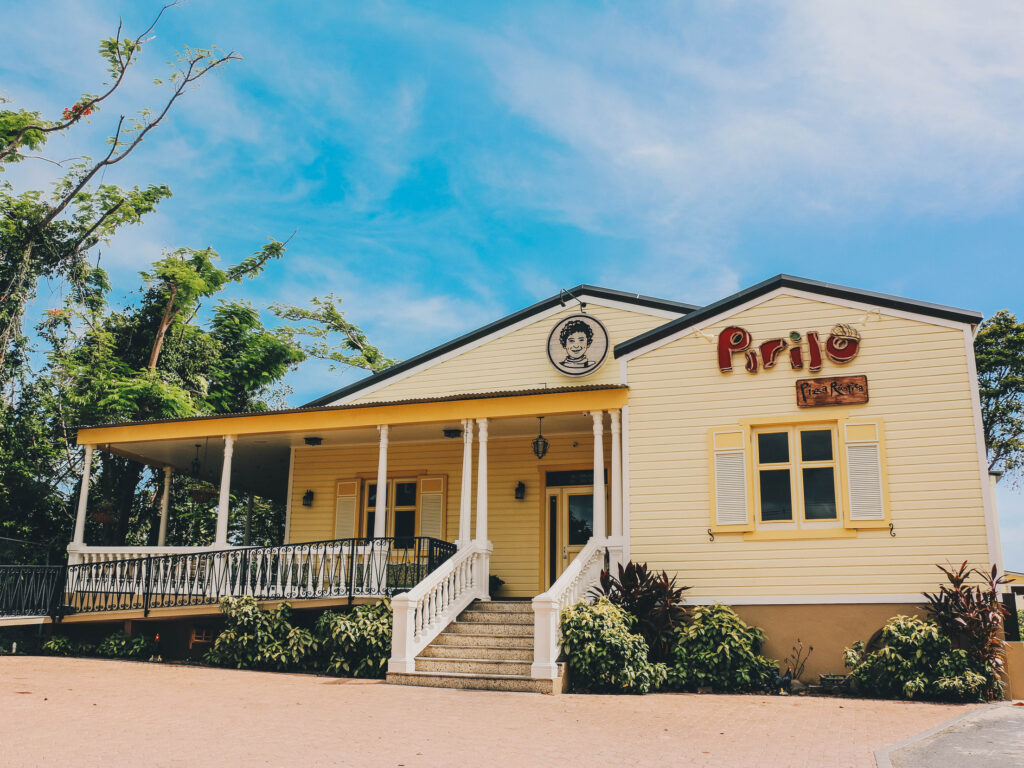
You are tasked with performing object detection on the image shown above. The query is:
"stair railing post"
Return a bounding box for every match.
[388,594,418,673]
[531,595,560,679]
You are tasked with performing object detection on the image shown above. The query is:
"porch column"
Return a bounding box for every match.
[592,411,606,539]
[157,465,172,546]
[72,444,94,545]
[458,420,473,546]
[610,410,622,539]
[475,418,489,544]
[215,435,234,546]
[374,425,389,539]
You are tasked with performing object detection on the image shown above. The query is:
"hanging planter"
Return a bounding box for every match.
[188,484,218,504]
[90,511,114,524]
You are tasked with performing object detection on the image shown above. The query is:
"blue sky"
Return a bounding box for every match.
[4,1,1024,566]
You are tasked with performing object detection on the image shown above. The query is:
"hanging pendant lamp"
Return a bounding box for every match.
[532,416,549,460]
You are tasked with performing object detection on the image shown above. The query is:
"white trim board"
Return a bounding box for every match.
[332,293,682,406]
[686,594,926,606]
[618,286,974,363]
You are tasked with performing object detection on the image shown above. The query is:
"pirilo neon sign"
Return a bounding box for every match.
[717,323,861,374]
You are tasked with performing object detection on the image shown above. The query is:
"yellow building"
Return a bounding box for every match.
[28,276,1005,689]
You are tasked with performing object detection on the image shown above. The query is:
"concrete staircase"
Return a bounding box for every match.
[386,600,567,694]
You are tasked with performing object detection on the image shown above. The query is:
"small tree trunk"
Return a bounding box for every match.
[147,282,178,371]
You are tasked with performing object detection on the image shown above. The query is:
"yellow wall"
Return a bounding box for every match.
[625,292,991,598]
[288,432,613,598]
[350,304,669,403]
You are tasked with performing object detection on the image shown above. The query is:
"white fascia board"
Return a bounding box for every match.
[618,287,973,363]
[686,594,925,605]
[330,293,683,406]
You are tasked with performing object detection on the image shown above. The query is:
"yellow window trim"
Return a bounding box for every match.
[357,474,448,539]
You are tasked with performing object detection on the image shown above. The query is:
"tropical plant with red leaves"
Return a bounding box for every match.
[923,561,1009,701]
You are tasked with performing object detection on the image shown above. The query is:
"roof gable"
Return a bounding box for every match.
[305,285,694,407]
[614,274,983,360]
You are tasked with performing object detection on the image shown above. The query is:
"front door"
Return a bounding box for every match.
[546,486,594,585]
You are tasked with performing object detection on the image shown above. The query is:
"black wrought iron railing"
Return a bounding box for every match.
[0,537,457,620]
[0,565,66,618]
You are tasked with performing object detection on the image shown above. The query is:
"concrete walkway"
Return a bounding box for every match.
[878,703,1024,767]
[0,657,981,767]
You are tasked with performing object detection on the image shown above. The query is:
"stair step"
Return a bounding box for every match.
[387,670,566,695]
[445,620,532,638]
[416,657,533,676]
[433,632,533,649]
[420,644,533,661]
[463,600,534,615]
[459,610,533,625]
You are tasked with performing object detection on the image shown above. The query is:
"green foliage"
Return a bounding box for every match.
[560,598,668,694]
[204,597,316,672]
[591,561,690,663]
[41,635,95,657]
[844,615,990,702]
[315,600,393,678]
[95,631,157,660]
[922,561,1008,701]
[666,604,777,693]
[975,310,1024,483]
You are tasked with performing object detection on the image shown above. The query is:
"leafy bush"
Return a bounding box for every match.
[666,604,776,693]
[590,561,689,662]
[922,561,1007,701]
[844,615,989,702]
[41,635,95,657]
[315,599,392,678]
[96,631,157,660]
[205,597,316,672]
[560,597,667,694]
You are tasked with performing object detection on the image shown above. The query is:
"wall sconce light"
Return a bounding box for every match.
[304,436,323,446]
[514,481,526,500]
[302,490,314,506]
[532,417,549,460]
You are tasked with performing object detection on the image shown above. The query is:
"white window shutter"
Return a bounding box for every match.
[714,452,748,526]
[846,443,885,521]
[418,476,445,539]
[334,480,360,539]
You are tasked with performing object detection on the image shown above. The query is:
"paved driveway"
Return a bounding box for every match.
[0,657,982,767]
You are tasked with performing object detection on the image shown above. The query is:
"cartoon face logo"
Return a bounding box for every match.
[547,314,609,376]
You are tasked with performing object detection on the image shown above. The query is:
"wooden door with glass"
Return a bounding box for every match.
[543,468,608,588]
[363,478,418,544]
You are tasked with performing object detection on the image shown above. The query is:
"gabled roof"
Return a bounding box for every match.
[303,285,696,408]
[614,274,984,359]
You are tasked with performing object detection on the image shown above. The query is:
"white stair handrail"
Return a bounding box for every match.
[388,541,491,674]
[531,536,609,679]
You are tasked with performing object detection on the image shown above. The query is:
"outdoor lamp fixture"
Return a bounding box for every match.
[514,481,526,500]
[532,417,549,460]
[304,436,323,446]
[442,428,463,439]
[190,444,202,477]
[302,490,315,507]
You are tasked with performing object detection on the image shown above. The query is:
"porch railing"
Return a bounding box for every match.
[0,565,66,618]
[389,541,491,673]
[2,537,456,620]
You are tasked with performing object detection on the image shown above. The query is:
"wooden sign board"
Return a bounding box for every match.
[796,375,868,407]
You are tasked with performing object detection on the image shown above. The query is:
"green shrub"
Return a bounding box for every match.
[590,561,689,663]
[96,631,157,660]
[666,604,776,693]
[205,597,316,672]
[560,598,667,694]
[315,599,392,679]
[41,635,95,657]
[844,615,990,702]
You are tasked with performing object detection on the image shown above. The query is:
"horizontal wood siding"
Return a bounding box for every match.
[288,432,612,598]
[352,305,665,403]
[625,293,990,598]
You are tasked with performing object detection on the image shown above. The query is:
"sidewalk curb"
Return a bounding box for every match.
[874,703,1005,768]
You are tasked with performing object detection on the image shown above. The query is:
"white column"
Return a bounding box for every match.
[592,411,606,539]
[458,420,473,546]
[610,410,622,539]
[475,418,489,544]
[374,425,389,538]
[215,435,234,546]
[157,465,172,546]
[72,445,94,545]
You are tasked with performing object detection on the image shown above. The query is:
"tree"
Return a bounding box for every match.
[975,310,1024,484]
[0,4,239,379]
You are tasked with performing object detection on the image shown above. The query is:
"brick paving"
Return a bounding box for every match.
[0,657,981,767]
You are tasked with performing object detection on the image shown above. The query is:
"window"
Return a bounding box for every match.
[753,426,839,527]
[360,477,446,545]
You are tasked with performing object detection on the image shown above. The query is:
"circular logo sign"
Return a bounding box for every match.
[547,314,609,377]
